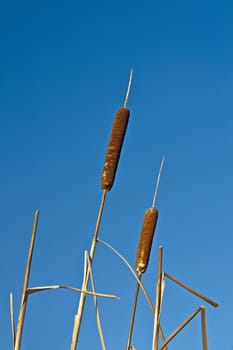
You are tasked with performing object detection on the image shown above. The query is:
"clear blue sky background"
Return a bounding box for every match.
[0,0,232,349]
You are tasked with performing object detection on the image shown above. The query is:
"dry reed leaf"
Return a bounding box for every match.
[159,274,165,317]
[86,252,106,350]
[14,210,40,350]
[98,238,154,313]
[201,306,208,350]
[164,272,218,308]
[9,292,15,349]
[159,307,202,350]
[152,247,163,350]
[26,285,118,299]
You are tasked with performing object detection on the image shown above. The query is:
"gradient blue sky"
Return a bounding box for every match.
[1,0,233,349]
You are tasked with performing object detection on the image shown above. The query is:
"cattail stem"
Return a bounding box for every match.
[86,252,107,350]
[98,239,168,350]
[201,307,208,350]
[70,190,107,350]
[126,272,142,350]
[152,246,163,350]
[14,210,40,350]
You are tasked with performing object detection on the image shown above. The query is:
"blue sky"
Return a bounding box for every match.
[1,0,233,349]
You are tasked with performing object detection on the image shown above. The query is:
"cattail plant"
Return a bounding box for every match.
[101,69,132,191]
[126,157,164,350]
[9,70,219,350]
[70,69,133,350]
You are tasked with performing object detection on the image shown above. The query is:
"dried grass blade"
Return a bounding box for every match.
[158,326,167,350]
[200,306,208,350]
[98,239,168,349]
[159,274,165,317]
[159,307,202,350]
[158,276,168,350]
[26,285,118,299]
[83,250,88,285]
[152,246,163,350]
[164,272,218,308]
[15,210,40,350]
[86,252,107,350]
[98,238,154,313]
[9,292,15,349]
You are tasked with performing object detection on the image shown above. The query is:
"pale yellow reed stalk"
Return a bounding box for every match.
[10,292,15,349]
[159,306,202,350]
[14,210,39,350]
[164,272,218,308]
[98,239,168,350]
[86,251,107,350]
[152,247,163,350]
[201,306,208,350]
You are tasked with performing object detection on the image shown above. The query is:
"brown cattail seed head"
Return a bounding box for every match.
[136,207,158,274]
[101,107,130,191]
